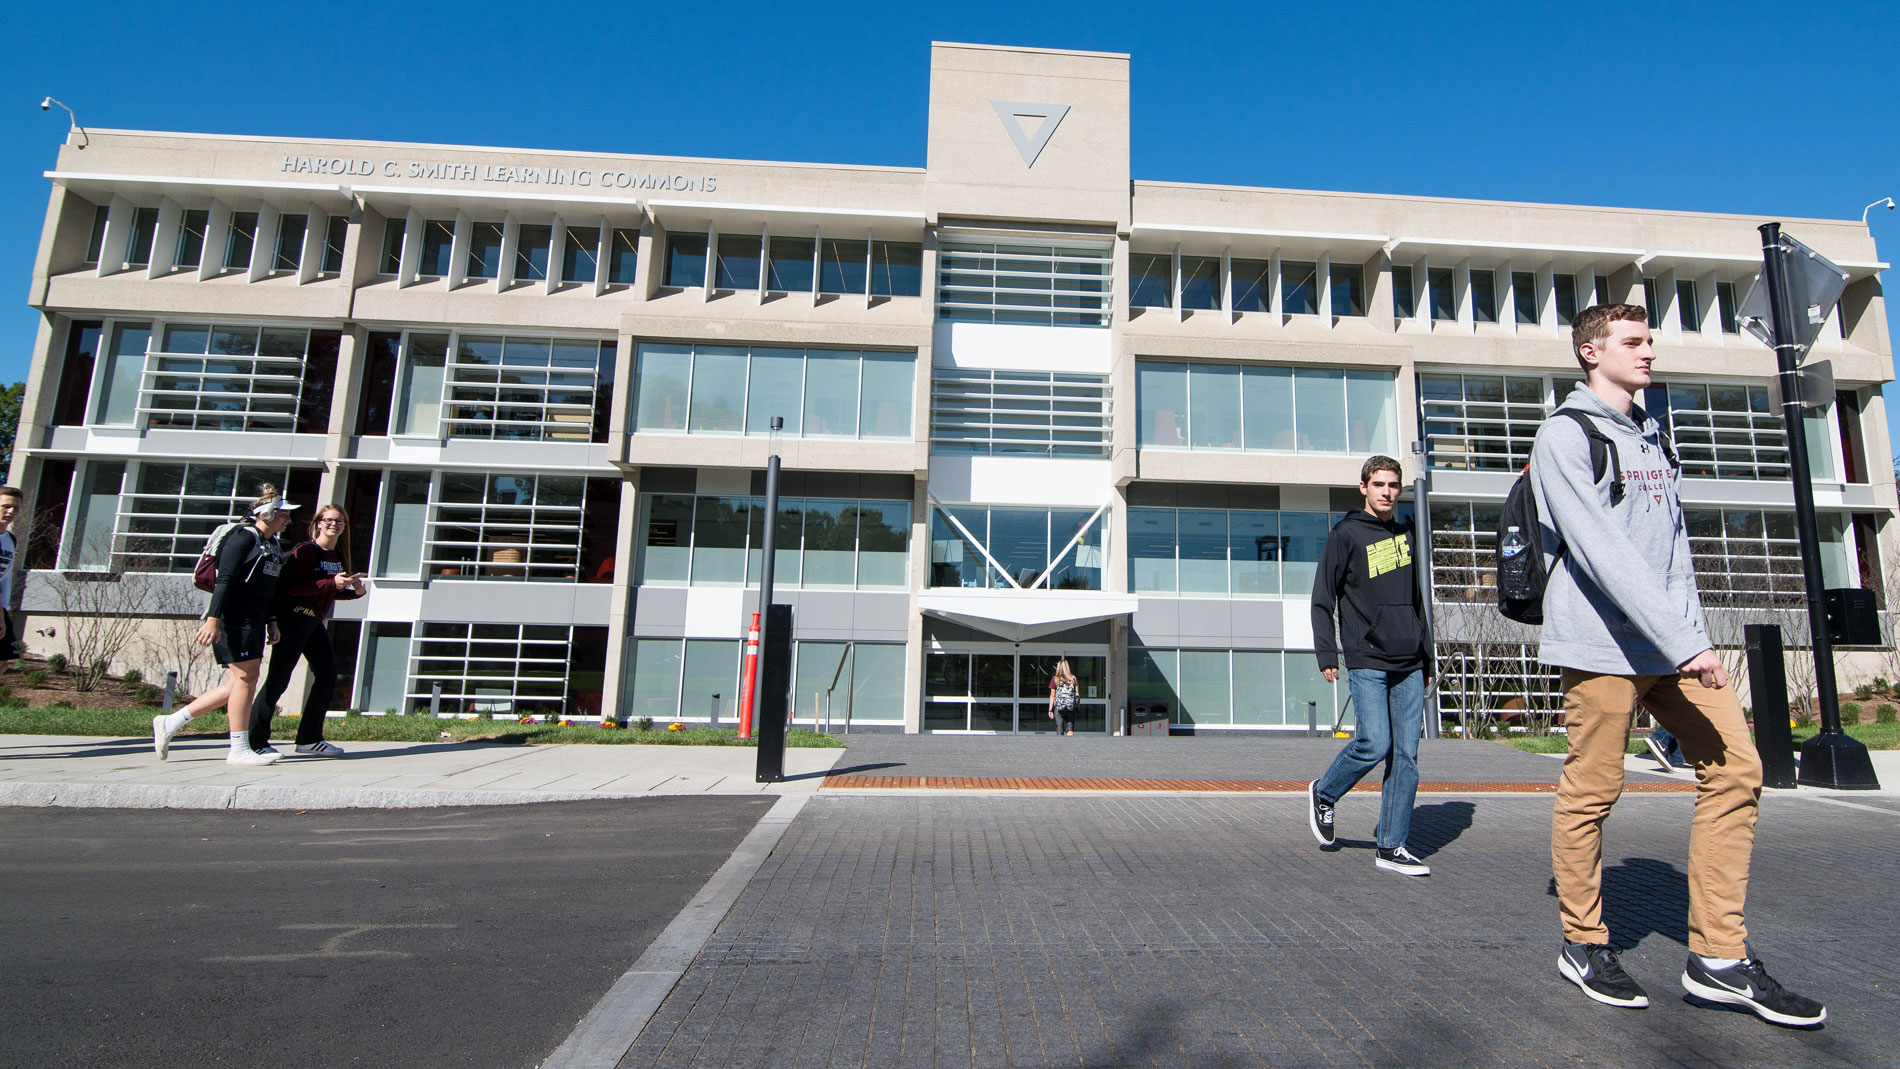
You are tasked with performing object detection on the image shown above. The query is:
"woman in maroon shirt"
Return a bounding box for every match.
[248,504,365,755]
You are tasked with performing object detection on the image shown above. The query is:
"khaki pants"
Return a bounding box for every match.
[1552,669,1763,958]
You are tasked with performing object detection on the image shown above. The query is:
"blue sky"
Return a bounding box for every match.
[4,1,1896,451]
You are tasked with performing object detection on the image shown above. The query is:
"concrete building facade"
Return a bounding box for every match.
[17,42,1896,733]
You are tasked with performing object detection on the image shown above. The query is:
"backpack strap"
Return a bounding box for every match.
[1555,410,1624,501]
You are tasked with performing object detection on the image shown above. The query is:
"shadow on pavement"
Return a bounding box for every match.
[1544,856,1691,949]
[1408,800,1476,858]
[781,761,902,781]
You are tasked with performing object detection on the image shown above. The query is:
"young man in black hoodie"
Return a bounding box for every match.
[1306,455,1434,876]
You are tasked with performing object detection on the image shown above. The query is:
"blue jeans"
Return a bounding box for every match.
[1315,668,1425,850]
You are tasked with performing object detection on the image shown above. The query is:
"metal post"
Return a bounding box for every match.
[429,682,441,718]
[162,671,177,715]
[1412,464,1440,737]
[1307,699,1318,738]
[1760,223,1878,789]
[755,416,789,783]
[709,692,720,728]
[1744,624,1798,789]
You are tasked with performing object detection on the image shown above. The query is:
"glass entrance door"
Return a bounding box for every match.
[925,648,1109,733]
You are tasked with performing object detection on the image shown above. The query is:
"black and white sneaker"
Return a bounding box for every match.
[1681,955,1826,1027]
[1558,941,1649,1008]
[1645,735,1673,768]
[1374,845,1430,876]
[1307,780,1335,846]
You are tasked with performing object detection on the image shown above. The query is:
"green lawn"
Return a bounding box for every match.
[0,706,845,747]
[1500,721,1900,755]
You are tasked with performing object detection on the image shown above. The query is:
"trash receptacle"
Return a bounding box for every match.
[1128,701,1170,737]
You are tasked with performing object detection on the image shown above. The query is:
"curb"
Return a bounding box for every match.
[0,781,672,811]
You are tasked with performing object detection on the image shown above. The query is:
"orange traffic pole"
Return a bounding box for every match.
[737,612,761,738]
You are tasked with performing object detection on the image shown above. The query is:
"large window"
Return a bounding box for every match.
[142,323,339,433]
[632,343,914,441]
[627,638,904,723]
[930,368,1110,458]
[937,240,1112,327]
[1644,382,1789,481]
[381,472,620,583]
[929,504,1106,591]
[1428,499,1504,601]
[405,623,607,719]
[68,461,321,573]
[1419,373,1562,472]
[1127,507,1336,597]
[378,329,614,443]
[635,493,910,590]
[658,231,920,297]
[1129,648,1342,729]
[1137,361,1397,456]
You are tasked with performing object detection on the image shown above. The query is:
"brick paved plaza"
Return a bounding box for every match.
[621,790,1897,1068]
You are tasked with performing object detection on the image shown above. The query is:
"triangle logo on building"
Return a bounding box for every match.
[990,101,1070,168]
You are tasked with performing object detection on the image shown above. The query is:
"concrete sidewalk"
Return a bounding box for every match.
[0,734,844,810]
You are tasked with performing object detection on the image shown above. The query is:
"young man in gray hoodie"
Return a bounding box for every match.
[1530,303,1824,1026]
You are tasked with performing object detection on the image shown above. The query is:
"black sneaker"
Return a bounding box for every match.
[1307,780,1335,846]
[1374,845,1430,877]
[1558,941,1650,1008]
[1644,735,1673,768]
[1681,955,1826,1027]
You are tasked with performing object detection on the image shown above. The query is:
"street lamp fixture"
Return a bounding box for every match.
[39,96,87,148]
[1863,197,1895,226]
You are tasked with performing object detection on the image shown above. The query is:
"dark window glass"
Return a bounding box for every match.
[342,469,382,580]
[297,330,342,434]
[1129,253,1172,308]
[328,620,363,711]
[1393,266,1415,319]
[84,204,109,264]
[1232,259,1268,313]
[175,210,209,269]
[356,331,402,436]
[1717,281,1739,334]
[28,459,75,570]
[1330,264,1365,317]
[1282,261,1319,316]
[591,341,616,443]
[380,217,405,274]
[664,232,707,286]
[1512,271,1537,324]
[466,222,503,279]
[1428,267,1456,322]
[516,224,551,281]
[53,321,102,427]
[275,213,307,271]
[1595,275,1611,305]
[715,234,761,289]
[1642,279,1661,328]
[418,219,454,276]
[768,236,815,292]
[1677,280,1701,332]
[580,478,621,583]
[1554,274,1578,326]
[322,216,347,273]
[609,229,638,285]
[1181,256,1219,310]
[1471,269,1497,324]
[563,226,599,283]
[225,212,258,269]
[871,241,922,296]
[126,207,159,266]
[567,626,610,718]
[819,238,867,294]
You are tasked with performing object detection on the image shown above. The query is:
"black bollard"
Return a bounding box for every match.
[755,603,793,782]
[1744,624,1797,790]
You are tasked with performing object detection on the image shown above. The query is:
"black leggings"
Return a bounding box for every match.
[249,612,337,748]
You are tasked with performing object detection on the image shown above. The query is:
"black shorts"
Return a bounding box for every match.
[213,615,269,666]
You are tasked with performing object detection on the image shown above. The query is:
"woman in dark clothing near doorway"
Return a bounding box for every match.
[248,504,365,755]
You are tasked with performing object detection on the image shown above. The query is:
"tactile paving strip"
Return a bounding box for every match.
[820,776,1696,793]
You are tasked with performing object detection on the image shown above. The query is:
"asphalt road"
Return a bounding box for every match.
[0,797,774,1069]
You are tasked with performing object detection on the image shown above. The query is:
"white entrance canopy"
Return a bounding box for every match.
[919,589,1138,642]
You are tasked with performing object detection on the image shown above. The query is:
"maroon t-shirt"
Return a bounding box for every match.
[272,541,363,621]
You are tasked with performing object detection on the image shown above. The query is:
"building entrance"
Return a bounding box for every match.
[924,646,1110,733]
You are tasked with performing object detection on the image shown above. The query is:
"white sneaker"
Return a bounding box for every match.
[227,748,281,766]
[255,745,282,756]
[153,714,176,761]
[295,741,345,757]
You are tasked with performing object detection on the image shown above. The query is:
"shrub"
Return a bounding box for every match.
[0,696,25,709]
[135,683,160,703]
[52,699,74,710]
[383,708,398,717]
[1841,702,1863,725]
[1878,677,1892,693]
[1793,708,1815,729]
[636,716,654,732]
[1879,704,1898,724]
[121,668,143,686]
[45,654,68,674]
[1856,683,1875,701]
[21,670,47,687]
[346,708,361,718]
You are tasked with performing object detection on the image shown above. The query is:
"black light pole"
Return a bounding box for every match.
[1758,223,1877,789]
[1410,441,1439,737]
[754,417,789,782]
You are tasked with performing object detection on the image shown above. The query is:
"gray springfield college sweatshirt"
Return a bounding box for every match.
[1528,383,1711,675]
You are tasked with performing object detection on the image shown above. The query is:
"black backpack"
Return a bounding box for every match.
[1495,409,1675,624]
